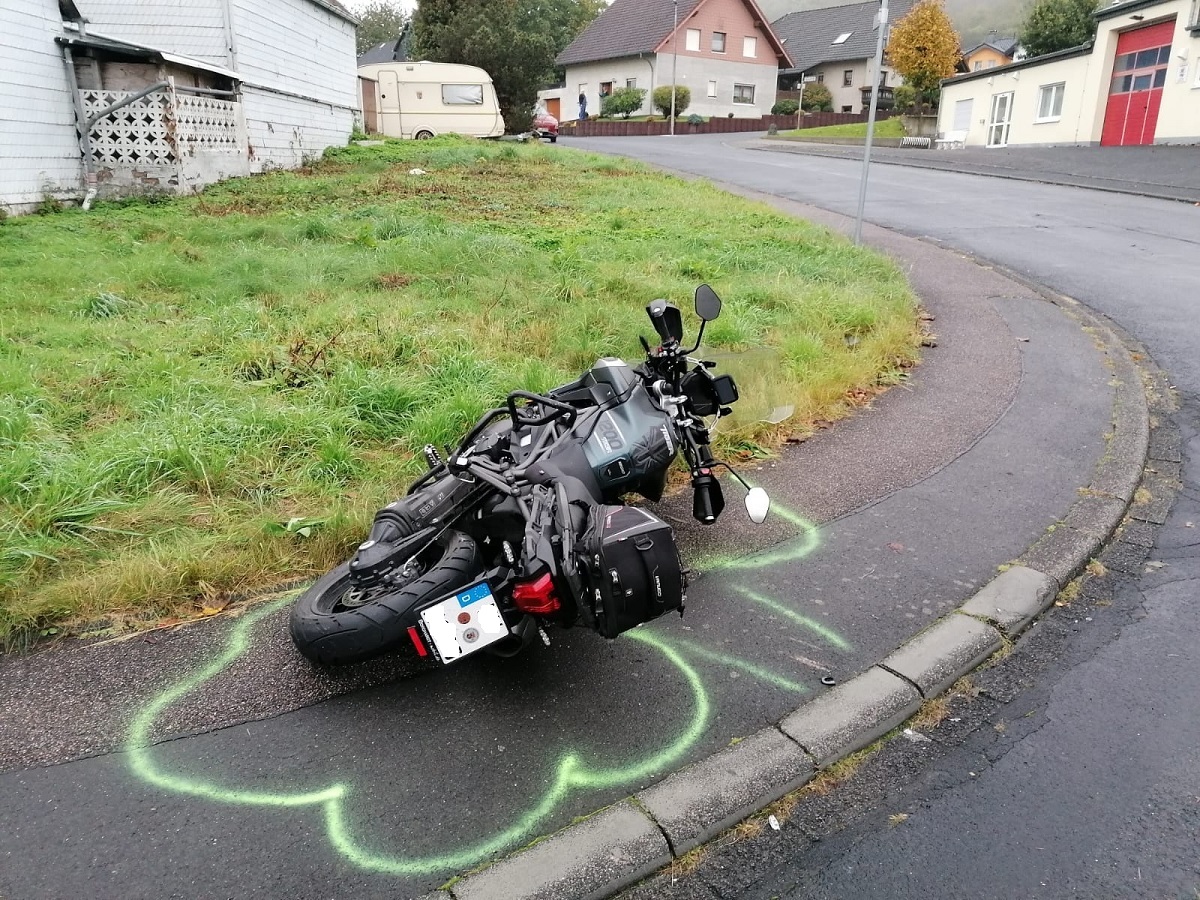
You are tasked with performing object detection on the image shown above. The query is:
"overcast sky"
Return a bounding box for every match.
[343,0,416,13]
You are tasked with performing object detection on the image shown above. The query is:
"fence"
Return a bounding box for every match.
[563,110,895,138]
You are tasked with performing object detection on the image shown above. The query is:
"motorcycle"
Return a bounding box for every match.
[289,285,771,666]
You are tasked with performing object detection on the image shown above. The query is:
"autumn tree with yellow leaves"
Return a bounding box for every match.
[885,0,962,107]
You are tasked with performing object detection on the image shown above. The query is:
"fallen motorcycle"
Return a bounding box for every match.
[289,285,770,665]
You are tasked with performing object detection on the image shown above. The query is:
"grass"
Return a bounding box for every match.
[0,136,921,644]
[779,118,907,139]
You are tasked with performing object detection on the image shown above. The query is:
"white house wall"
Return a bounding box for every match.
[660,52,779,118]
[939,53,1095,147]
[804,59,896,113]
[79,0,230,65]
[0,0,83,212]
[231,0,358,170]
[940,0,1200,147]
[566,57,659,119]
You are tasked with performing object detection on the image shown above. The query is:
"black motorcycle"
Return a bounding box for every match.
[289,285,770,666]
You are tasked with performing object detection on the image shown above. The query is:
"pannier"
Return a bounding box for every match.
[575,505,685,639]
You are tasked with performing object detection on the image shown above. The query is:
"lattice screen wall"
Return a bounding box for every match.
[80,88,240,166]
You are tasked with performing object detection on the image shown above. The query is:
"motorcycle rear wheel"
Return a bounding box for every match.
[289,530,481,665]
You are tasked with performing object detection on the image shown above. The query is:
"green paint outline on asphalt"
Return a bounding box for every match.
[126,602,710,876]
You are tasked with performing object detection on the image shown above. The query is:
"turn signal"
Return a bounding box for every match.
[512,573,562,616]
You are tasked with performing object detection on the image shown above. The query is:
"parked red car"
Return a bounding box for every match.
[532,109,558,143]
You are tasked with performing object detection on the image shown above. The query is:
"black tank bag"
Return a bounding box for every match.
[576,505,685,639]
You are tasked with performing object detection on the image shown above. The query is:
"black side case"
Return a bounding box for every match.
[576,506,685,639]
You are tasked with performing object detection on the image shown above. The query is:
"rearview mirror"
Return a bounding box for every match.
[745,487,770,524]
[695,284,722,322]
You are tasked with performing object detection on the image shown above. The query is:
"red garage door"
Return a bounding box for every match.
[1102,19,1175,146]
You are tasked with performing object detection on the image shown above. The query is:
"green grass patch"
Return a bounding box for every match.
[0,136,920,643]
[780,118,907,139]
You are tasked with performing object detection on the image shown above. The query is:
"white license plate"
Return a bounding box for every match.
[419,582,509,663]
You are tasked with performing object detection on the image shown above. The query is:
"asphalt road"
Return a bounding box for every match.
[576,135,1200,900]
[0,141,1119,897]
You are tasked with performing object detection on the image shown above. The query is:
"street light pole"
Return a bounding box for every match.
[853,0,888,245]
[670,0,678,136]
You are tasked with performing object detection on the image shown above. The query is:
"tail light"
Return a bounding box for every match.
[511,572,561,616]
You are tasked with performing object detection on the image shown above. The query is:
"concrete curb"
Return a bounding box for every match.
[424,294,1156,900]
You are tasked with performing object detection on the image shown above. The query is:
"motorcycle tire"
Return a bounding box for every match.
[289,530,481,665]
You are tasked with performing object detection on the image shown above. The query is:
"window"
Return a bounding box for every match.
[843,69,853,87]
[733,83,755,104]
[626,78,637,89]
[686,28,700,51]
[973,61,982,71]
[600,81,613,97]
[816,72,825,84]
[743,36,757,57]
[442,84,483,105]
[841,105,852,112]
[712,31,726,53]
[1036,82,1064,121]
[707,79,718,98]
[1191,0,1200,26]
[986,60,997,68]
[832,32,852,44]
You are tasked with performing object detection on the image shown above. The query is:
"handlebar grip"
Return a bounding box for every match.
[691,473,725,524]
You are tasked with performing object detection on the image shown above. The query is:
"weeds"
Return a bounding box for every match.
[0,137,921,641]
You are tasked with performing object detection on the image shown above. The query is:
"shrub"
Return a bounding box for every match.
[686,113,704,125]
[601,86,647,119]
[800,83,832,112]
[893,84,918,112]
[767,123,779,135]
[652,85,691,118]
[771,99,800,115]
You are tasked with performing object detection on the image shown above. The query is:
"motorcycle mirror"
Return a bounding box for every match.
[745,487,770,524]
[694,284,722,322]
[647,299,684,344]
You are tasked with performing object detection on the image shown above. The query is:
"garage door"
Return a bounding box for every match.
[1101,19,1175,146]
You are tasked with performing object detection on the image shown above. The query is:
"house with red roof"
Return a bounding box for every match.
[546,0,792,121]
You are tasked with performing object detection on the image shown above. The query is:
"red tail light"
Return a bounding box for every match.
[407,625,428,657]
[511,573,561,616]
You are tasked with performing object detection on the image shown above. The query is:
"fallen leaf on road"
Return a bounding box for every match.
[887,542,904,552]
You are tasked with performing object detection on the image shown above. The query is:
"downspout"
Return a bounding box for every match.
[66,70,171,211]
[640,53,655,115]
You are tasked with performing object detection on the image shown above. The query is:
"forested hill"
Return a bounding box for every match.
[760,0,1025,46]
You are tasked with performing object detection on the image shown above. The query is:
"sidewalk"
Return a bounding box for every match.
[0,195,1150,900]
[743,140,1200,203]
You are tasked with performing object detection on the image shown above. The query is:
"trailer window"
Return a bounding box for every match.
[442,84,484,105]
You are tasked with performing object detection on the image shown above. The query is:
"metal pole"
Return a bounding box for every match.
[796,76,806,129]
[853,0,888,245]
[670,0,678,135]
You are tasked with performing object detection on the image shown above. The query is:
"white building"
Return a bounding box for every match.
[547,0,791,122]
[938,0,1200,147]
[1,0,359,213]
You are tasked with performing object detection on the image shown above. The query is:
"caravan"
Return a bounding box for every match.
[358,61,505,140]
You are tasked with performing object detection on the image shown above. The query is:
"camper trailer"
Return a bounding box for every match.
[358,61,504,139]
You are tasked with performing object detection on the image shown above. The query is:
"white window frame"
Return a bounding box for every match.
[685,28,700,52]
[832,32,852,45]
[1035,82,1065,122]
[1190,0,1200,26]
[743,36,757,58]
[626,78,637,89]
[707,79,718,98]
[733,83,755,104]
[843,69,854,87]
[712,31,726,53]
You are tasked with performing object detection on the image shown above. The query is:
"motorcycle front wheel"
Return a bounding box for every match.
[289,530,481,665]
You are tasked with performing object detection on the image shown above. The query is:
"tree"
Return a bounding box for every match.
[355,0,408,55]
[651,85,691,118]
[413,0,603,134]
[800,82,832,112]
[1019,0,1098,58]
[601,87,647,119]
[885,0,962,106]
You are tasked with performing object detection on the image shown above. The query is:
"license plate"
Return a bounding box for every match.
[419,581,509,663]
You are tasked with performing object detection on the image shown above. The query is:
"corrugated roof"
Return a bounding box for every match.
[771,0,916,73]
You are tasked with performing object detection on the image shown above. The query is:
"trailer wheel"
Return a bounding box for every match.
[414,129,435,140]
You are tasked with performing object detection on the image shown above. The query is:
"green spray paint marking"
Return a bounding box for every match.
[665,636,809,693]
[696,495,821,572]
[734,586,853,652]
[126,606,709,876]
